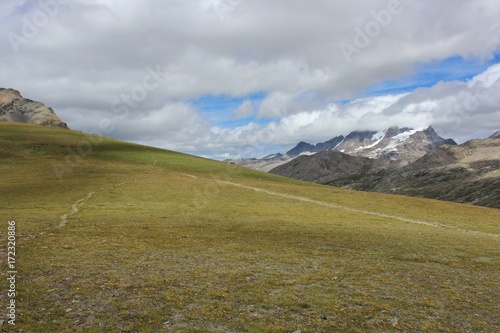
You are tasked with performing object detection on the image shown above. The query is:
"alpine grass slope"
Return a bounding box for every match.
[0,122,499,333]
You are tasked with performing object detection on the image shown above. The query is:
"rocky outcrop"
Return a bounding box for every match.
[0,88,68,128]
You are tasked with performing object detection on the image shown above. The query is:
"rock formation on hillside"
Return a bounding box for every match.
[0,88,68,128]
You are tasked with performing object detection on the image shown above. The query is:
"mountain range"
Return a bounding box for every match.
[288,126,457,161]
[234,126,500,208]
[235,126,457,171]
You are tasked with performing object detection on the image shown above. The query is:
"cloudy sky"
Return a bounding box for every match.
[1,0,500,159]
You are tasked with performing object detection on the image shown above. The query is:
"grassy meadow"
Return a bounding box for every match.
[0,122,499,332]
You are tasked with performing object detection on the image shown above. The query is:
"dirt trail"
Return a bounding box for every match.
[59,192,95,227]
[179,173,498,238]
[219,180,448,227]
[181,173,199,179]
[221,180,499,237]
[58,182,128,228]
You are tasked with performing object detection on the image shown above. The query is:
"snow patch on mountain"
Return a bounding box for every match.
[355,130,386,152]
[371,130,385,141]
[382,129,419,151]
[299,151,315,156]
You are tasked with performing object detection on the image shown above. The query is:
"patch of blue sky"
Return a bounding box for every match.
[17,1,34,14]
[190,91,267,128]
[337,99,354,105]
[365,53,500,97]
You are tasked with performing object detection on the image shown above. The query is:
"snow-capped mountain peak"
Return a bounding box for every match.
[334,126,454,161]
[234,126,456,171]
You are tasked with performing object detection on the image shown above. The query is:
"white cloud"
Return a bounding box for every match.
[233,99,254,119]
[257,92,295,118]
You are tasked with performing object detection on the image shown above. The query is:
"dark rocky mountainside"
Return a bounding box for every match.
[270,135,500,208]
[269,150,395,186]
[0,88,68,128]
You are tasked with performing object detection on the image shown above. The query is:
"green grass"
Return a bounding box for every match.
[0,122,499,332]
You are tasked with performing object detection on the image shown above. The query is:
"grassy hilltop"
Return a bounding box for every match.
[0,122,499,332]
